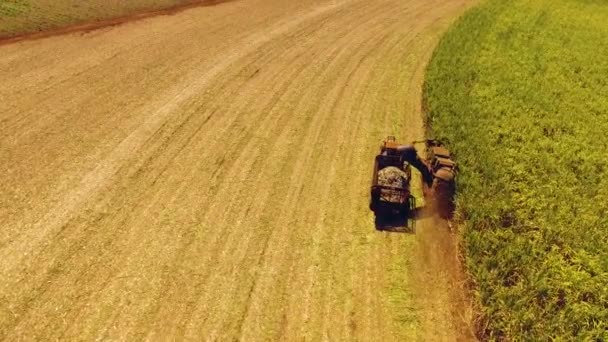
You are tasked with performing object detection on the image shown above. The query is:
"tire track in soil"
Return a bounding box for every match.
[234,3,412,340]
[193,11,382,336]
[0,0,475,340]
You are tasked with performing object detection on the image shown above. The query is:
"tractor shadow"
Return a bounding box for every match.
[374,206,434,233]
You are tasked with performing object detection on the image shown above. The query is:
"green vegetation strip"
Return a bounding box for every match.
[0,1,210,39]
[424,0,608,340]
[0,1,30,18]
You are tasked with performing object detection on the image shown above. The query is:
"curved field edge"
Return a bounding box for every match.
[423,0,608,340]
[0,0,226,41]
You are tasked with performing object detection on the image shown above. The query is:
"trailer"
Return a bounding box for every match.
[369,137,416,229]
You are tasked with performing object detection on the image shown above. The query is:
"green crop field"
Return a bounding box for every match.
[424,0,608,340]
[0,0,206,39]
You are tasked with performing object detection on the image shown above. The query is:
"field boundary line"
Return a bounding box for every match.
[0,0,232,46]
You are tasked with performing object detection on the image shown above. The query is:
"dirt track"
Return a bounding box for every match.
[0,0,474,340]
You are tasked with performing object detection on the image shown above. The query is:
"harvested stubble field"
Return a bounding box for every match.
[425,0,608,340]
[0,0,475,340]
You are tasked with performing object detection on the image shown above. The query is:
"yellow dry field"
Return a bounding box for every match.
[0,0,474,340]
